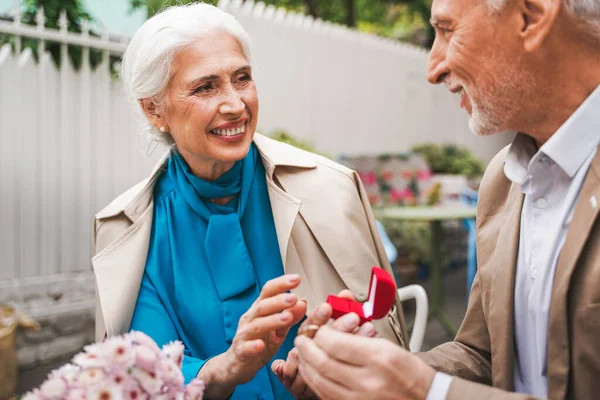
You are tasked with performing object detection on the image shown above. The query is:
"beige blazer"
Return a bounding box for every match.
[92,133,408,350]
[418,145,600,400]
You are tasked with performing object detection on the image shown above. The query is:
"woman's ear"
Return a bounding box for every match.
[516,0,561,51]
[140,98,168,132]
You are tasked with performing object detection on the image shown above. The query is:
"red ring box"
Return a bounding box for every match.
[327,266,397,325]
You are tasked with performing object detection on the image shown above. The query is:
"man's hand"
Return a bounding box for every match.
[271,290,379,399]
[294,326,436,400]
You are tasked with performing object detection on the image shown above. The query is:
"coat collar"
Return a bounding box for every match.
[94,133,317,223]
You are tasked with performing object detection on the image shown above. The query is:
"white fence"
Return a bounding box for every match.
[0,0,511,318]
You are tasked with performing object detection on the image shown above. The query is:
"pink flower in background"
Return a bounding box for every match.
[401,170,414,179]
[417,169,433,181]
[359,171,377,186]
[380,170,394,182]
[390,188,414,203]
[24,331,204,400]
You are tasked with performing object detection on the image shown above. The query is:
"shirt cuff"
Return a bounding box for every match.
[425,372,453,400]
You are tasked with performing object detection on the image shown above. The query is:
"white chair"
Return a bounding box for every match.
[397,285,428,352]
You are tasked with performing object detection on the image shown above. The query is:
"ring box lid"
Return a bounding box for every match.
[327,266,396,323]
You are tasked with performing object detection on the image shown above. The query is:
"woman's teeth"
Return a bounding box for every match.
[211,125,246,136]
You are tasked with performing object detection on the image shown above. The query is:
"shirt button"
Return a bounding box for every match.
[536,197,547,208]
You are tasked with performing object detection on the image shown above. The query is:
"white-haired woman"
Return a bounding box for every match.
[92,3,407,399]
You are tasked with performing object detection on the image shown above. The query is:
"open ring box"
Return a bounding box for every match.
[327,266,397,325]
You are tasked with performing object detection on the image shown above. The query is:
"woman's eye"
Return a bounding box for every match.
[235,74,252,85]
[194,83,213,94]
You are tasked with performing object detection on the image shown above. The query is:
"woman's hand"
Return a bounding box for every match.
[199,274,306,398]
[271,290,379,399]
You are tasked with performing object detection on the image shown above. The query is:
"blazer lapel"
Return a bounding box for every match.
[489,184,523,390]
[547,151,600,399]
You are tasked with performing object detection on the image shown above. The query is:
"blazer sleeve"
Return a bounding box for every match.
[416,271,493,385]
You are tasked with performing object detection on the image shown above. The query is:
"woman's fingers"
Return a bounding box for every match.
[233,338,265,361]
[252,292,299,318]
[258,274,301,300]
[238,310,296,340]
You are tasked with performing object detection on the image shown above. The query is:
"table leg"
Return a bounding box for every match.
[428,220,458,337]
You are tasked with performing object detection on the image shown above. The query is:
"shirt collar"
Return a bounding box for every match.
[542,84,600,177]
[504,84,600,183]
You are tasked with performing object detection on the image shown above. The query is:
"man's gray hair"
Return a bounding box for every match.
[488,0,600,33]
[121,3,252,144]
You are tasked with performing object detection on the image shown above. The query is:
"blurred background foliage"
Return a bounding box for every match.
[131,0,434,48]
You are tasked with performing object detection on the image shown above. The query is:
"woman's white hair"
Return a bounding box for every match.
[487,0,600,35]
[121,2,253,144]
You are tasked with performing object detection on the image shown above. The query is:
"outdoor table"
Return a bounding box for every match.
[375,205,477,337]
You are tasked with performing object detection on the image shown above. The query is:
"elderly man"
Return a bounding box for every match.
[284,0,600,398]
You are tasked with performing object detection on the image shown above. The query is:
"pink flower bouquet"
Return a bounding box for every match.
[23,331,204,400]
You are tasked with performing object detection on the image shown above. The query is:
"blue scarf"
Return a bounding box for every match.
[145,144,297,399]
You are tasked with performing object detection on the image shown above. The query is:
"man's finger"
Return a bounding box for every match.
[331,312,361,333]
[336,289,356,301]
[297,302,332,337]
[294,335,360,389]
[357,322,379,337]
[295,347,354,400]
[313,325,381,366]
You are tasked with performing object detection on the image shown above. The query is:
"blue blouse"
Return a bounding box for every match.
[130,144,297,400]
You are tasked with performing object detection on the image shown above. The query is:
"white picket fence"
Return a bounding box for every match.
[0,0,512,318]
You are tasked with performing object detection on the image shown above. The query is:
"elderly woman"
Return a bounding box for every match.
[92,3,407,399]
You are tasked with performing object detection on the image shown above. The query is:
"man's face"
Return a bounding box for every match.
[427,0,534,136]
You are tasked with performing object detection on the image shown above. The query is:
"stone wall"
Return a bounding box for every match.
[0,272,96,371]
[16,308,95,370]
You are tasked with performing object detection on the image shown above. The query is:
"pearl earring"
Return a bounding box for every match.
[160,127,166,133]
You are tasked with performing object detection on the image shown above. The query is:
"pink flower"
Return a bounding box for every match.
[77,368,106,386]
[359,171,377,186]
[162,341,184,369]
[87,383,123,400]
[67,388,88,400]
[185,379,205,400]
[22,390,44,400]
[128,331,160,353]
[417,169,433,181]
[49,363,80,385]
[131,369,163,395]
[29,331,203,399]
[39,377,67,399]
[104,337,136,369]
[160,358,184,388]
[134,345,158,372]
[74,349,107,369]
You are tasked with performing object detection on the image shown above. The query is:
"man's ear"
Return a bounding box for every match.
[516,0,561,51]
[139,98,168,131]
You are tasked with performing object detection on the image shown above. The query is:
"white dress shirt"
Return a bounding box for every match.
[426,84,600,400]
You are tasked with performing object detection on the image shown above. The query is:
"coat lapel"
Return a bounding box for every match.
[489,184,523,390]
[546,151,600,399]
[92,206,154,336]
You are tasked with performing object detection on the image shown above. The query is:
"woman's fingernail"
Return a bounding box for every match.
[288,274,300,283]
[342,313,360,329]
[285,294,296,304]
[281,311,291,321]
